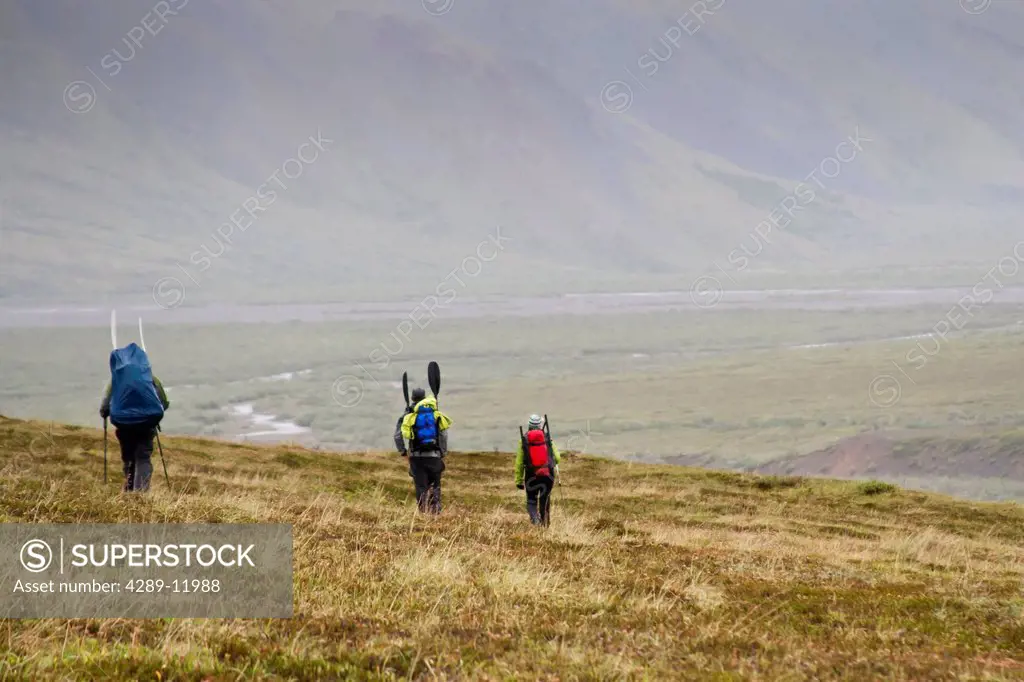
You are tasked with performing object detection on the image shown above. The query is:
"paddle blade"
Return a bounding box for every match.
[110,310,117,349]
[427,361,441,397]
[138,317,146,352]
[402,371,410,407]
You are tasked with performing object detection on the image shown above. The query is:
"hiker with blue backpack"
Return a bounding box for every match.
[99,342,169,493]
[395,385,452,514]
[516,414,561,526]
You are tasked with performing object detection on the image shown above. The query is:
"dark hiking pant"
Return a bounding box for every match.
[525,475,554,526]
[116,426,155,492]
[409,455,444,514]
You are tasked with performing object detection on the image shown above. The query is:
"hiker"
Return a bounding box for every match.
[395,387,452,514]
[99,343,169,492]
[515,414,561,526]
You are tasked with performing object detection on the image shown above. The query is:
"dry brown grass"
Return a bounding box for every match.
[1,416,1023,680]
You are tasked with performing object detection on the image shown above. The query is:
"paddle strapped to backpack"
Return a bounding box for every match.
[108,343,165,429]
[521,423,555,479]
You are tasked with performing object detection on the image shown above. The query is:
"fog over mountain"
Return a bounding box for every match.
[2,0,1022,305]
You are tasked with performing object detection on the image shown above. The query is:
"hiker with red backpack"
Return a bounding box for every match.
[516,414,561,526]
[99,342,169,493]
[396,383,452,514]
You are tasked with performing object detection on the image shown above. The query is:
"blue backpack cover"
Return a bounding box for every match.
[109,343,164,428]
[412,405,439,448]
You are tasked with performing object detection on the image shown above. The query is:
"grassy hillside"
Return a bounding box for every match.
[2,416,1023,679]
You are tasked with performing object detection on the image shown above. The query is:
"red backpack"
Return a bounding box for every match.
[523,428,553,478]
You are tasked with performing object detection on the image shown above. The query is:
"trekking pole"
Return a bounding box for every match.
[103,417,108,484]
[155,429,170,489]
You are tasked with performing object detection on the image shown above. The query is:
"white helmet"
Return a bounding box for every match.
[528,414,543,429]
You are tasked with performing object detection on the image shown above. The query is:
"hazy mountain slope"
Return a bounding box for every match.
[440,0,1024,196]
[2,0,1023,303]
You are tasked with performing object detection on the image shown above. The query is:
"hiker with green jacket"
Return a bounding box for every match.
[516,414,561,526]
[396,388,452,514]
[99,373,169,493]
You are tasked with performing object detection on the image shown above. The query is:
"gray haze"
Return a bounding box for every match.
[2,0,1023,305]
